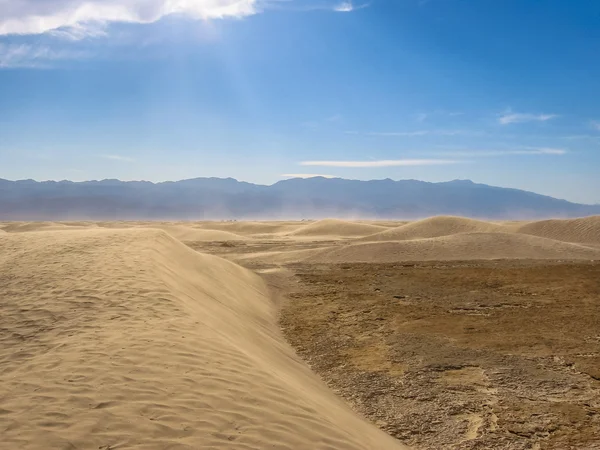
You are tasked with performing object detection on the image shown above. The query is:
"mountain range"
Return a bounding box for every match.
[1,177,598,220]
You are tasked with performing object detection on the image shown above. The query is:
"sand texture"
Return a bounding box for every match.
[197,221,304,236]
[309,232,600,263]
[359,216,508,241]
[285,219,387,238]
[516,216,600,244]
[152,224,247,242]
[0,229,404,450]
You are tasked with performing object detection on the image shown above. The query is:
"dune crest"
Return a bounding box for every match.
[517,216,600,244]
[360,216,507,242]
[310,232,600,263]
[0,229,403,450]
[288,219,387,238]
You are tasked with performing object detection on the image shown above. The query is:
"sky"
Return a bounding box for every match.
[1,0,600,204]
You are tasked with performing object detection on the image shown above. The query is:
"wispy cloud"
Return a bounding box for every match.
[300,159,460,168]
[363,129,483,137]
[590,121,600,131]
[436,148,567,157]
[498,111,558,125]
[281,173,337,179]
[332,1,370,12]
[0,0,257,37]
[0,43,89,68]
[100,154,135,162]
[413,110,463,123]
[523,147,567,155]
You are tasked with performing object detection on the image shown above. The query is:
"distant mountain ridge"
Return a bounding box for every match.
[0,177,598,220]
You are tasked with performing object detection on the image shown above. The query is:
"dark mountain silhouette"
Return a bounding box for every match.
[0,177,598,220]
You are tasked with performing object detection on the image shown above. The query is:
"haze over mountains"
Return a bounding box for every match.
[1,177,599,220]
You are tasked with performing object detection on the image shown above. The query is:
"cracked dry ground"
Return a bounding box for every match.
[280,261,600,449]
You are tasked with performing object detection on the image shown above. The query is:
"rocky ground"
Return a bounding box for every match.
[279,261,600,449]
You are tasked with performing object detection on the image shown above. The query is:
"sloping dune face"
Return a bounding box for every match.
[0,229,403,450]
[288,219,387,238]
[360,216,507,242]
[517,216,600,244]
[310,232,600,263]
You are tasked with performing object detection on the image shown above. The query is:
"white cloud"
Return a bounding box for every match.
[413,110,463,122]
[591,121,600,131]
[281,173,336,179]
[498,112,558,125]
[332,1,369,12]
[0,42,89,68]
[0,0,257,37]
[333,2,354,12]
[300,159,459,168]
[437,148,566,157]
[100,154,135,162]
[524,147,566,155]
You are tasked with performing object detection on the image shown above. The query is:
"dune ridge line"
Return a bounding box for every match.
[0,228,405,450]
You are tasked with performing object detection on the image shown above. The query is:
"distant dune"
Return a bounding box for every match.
[517,216,600,245]
[153,225,248,242]
[287,219,387,238]
[0,229,403,450]
[360,216,508,242]
[0,222,99,233]
[309,232,600,263]
[198,221,304,236]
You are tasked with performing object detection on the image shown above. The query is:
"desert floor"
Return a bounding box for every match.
[1,216,600,449]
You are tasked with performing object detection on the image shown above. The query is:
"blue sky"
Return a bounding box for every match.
[1,0,599,204]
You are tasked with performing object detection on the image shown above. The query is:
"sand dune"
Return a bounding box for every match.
[153,224,248,242]
[198,221,305,236]
[287,219,387,238]
[0,222,97,233]
[0,222,249,242]
[0,229,403,450]
[516,216,600,244]
[309,232,600,263]
[360,216,507,242]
